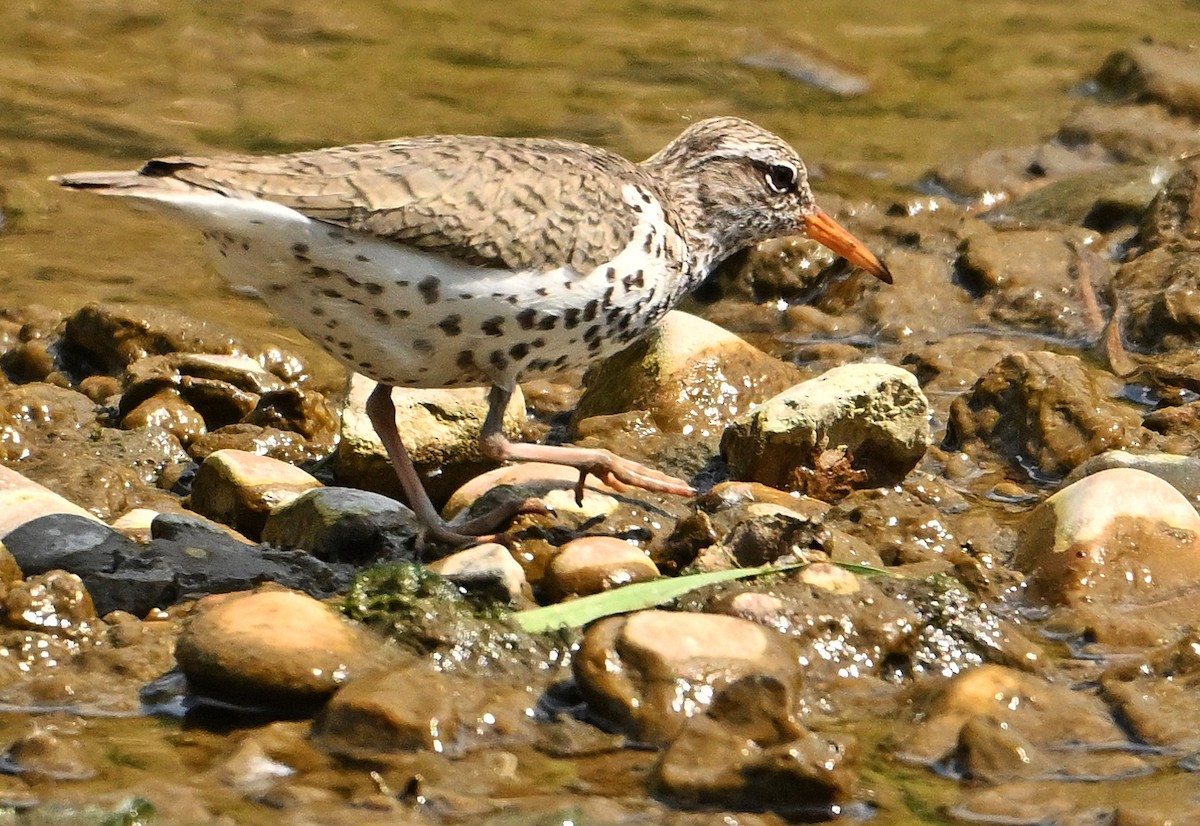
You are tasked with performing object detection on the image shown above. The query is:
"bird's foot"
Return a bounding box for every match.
[423,497,553,548]
[570,448,695,505]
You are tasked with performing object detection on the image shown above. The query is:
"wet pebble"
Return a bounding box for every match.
[189,448,322,538]
[176,588,383,705]
[0,464,101,537]
[1016,467,1200,609]
[4,570,95,635]
[427,542,528,605]
[721,362,930,499]
[573,609,803,744]
[540,536,658,601]
[0,729,95,781]
[260,486,418,564]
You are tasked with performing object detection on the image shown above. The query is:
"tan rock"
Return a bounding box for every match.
[428,542,528,604]
[188,449,322,538]
[541,536,658,601]
[1015,468,1200,607]
[0,465,100,537]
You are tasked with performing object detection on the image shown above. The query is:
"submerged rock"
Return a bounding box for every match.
[1015,468,1200,609]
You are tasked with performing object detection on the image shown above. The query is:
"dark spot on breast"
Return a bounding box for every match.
[458,292,474,300]
[509,342,529,360]
[481,316,505,336]
[395,279,410,287]
[563,308,581,329]
[325,319,339,329]
[553,354,570,367]
[535,287,548,297]
[413,339,434,355]
[582,300,599,322]
[537,315,557,331]
[583,324,601,343]
[355,254,370,262]
[456,350,475,370]
[321,288,343,299]
[516,308,537,330]
[622,269,645,291]
[339,340,353,350]
[365,283,384,296]
[310,306,325,316]
[531,337,545,348]
[438,314,463,336]
[267,283,287,293]
[372,308,389,324]
[394,309,411,320]
[489,351,508,370]
[604,267,617,282]
[418,276,441,305]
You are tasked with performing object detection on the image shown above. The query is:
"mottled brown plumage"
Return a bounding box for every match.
[56,116,891,545]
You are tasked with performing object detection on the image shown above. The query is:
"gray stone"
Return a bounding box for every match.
[261,487,418,563]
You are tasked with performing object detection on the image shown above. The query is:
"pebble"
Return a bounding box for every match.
[0,465,101,537]
[260,487,418,564]
[175,588,383,704]
[572,609,803,744]
[721,362,931,497]
[427,542,528,605]
[188,449,322,538]
[541,536,659,601]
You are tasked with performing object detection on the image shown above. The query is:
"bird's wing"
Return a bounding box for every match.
[131,136,646,273]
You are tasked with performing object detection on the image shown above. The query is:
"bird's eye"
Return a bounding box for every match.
[764,163,798,194]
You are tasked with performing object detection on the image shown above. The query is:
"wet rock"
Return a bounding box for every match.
[427,543,528,605]
[335,373,526,506]
[1095,41,1200,119]
[1062,103,1200,168]
[121,387,207,446]
[1100,632,1200,750]
[722,362,930,499]
[245,386,339,450]
[260,487,418,564]
[896,665,1137,772]
[0,730,95,781]
[576,311,802,443]
[1116,246,1200,352]
[956,227,1106,340]
[109,507,163,542]
[1067,449,1200,507]
[3,512,346,616]
[1139,157,1200,248]
[1015,468,1200,608]
[541,536,659,601]
[186,423,318,465]
[653,675,858,817]
[573,609,803,744]
[443,462,622,530]
[4,570,96,635]
[313,664,541,758]
[0,464,100,536]
[945,351,1146,478]
[986,163,1175,231]
[189,449,322,538]
[176,588,383,704]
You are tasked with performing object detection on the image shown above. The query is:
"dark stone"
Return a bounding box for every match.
[260,487,419,564]
[2,512,350,616]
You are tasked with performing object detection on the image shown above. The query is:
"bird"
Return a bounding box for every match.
[55,116,891,545]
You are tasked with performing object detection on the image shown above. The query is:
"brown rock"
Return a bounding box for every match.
[541,536,658,601]
[176,588,382,704]
[573,609,802,744]
[4,570,96,635]
[946,351,1146,478]
[0,465,101,537]
[1015,468,1200,608]
[188,449,322,537]
[1140,158,1200,248]
[1095,42,1200,119]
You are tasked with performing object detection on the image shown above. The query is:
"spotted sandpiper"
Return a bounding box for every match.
[56,117,891,544]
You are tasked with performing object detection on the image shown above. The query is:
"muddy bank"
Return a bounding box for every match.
[0,41,1198,825]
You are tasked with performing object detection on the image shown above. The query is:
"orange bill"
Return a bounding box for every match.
[803,208,893,284]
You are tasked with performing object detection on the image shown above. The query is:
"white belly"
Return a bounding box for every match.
[124,189,686,389]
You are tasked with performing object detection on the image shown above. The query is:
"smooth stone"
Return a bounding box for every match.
[443,462,621,525]
[2,512,346,616]
[573,609,803,744]
[1067,449,1200,506]
[176,588,381,704]
[260,487,419,564]
[0,731,95,781]
[575,311,802,441]
[1015,468,1200,607]
[721,362,931,496]
[120,387,207,446]
[335,373,526,505]
[312,665,539,759]
[189,449,322,538]
[541,536,659,601]
[0,465,101,537]
[109,507,165,543]
[427,543,528,605]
